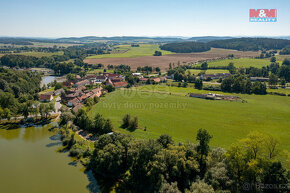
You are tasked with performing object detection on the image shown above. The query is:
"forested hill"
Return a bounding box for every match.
[207,38,290,51]
[0,67,41,116]
[160,38,290,53]
[160,42,211,53]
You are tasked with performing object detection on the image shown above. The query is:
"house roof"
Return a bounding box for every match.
[75,79,90,86]
[73,104,83,113]
[139,78,148,81]
[39,94,52,100]
[96,75,106,79]
[86,74,97,79]
[62,81,74,87]
[113,81,128,88]
[77,94,89,101]
[69,98,80,105]
[105,73,120,78]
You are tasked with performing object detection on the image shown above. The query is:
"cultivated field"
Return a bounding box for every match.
[85,48,260,71]
[86,44,175,59]
[89,86,290,154]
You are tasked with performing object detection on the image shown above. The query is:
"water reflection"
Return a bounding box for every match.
[0,124,100,193]
[0,126,21,140]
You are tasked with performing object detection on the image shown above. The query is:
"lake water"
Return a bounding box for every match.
[41,76,56,87]
[0,124,99,193]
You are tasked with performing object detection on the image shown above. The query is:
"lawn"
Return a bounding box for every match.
[187,69,229,75]
[39,87,55,94]
[267,88,290,95]
[87,68,114,74]
[0,51,64,58]
[89,86,290,157]
[195,58,279,68]
[86,44,175,59]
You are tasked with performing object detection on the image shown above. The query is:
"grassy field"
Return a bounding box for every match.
[187,69,229,75]
[89,86,290,157]
[87,68,114,74]
[86,44,175,59]
[275,54,290,61]
[267,88,290,95]
[15,51,63,57]
[0,51,63,58]
[195,58,279,68]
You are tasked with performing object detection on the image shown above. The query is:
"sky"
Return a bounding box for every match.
[0,0,289,38]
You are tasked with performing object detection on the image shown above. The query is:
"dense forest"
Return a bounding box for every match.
[160,38,290,53]
[61,122,289,193]
[160,42,211,53]
[207,38,290,51]
[0,67,42,118]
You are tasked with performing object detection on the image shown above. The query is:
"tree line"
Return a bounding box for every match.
[60,127,289,193]
[161,38,290,53]
[160,42,211,53]
[0,68,56,120]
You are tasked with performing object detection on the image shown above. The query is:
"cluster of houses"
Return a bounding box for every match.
[62,73,128,88]
[62,73,130,112]
[39,73,130,113]
[65,86,103,113]
[139,77,167,83]
[189,93,238,101]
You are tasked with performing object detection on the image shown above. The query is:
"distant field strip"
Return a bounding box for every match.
[187,69,229,74]
[196,58,279,68]
[0,51,63,58]
[86,44,175,59]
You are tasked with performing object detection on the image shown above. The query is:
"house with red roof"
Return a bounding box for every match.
[39,94,53,102]
[113,81,128,88]
[68,98,80,107]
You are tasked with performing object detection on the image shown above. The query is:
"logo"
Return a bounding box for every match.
[249,9,277,22]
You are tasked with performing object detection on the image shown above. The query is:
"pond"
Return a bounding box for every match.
[41,76,56,87]
[41,75,66,87]
[0,124,99,193]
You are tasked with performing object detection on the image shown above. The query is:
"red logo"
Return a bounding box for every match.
[249,9,276,18]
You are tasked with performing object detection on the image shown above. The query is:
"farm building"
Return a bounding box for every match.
[189,93,238,101]
[200,73,231,80]
[74,79,90,87]
[113,81,128,88]
[62,81,74,87]
[39,94,53,102]
[250,77,269,82]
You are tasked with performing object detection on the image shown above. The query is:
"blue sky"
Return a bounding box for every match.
[0,0,289,37]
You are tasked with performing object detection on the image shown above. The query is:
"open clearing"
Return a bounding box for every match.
[86,44,175,59]
[85,48,259,71]
[89,86,290,155]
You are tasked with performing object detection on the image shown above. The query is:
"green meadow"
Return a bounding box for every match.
[16,51,64,57]
[187,69,229,75]
[86,44,175,59]
[89,86,290,154]
[196,58,280,68]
